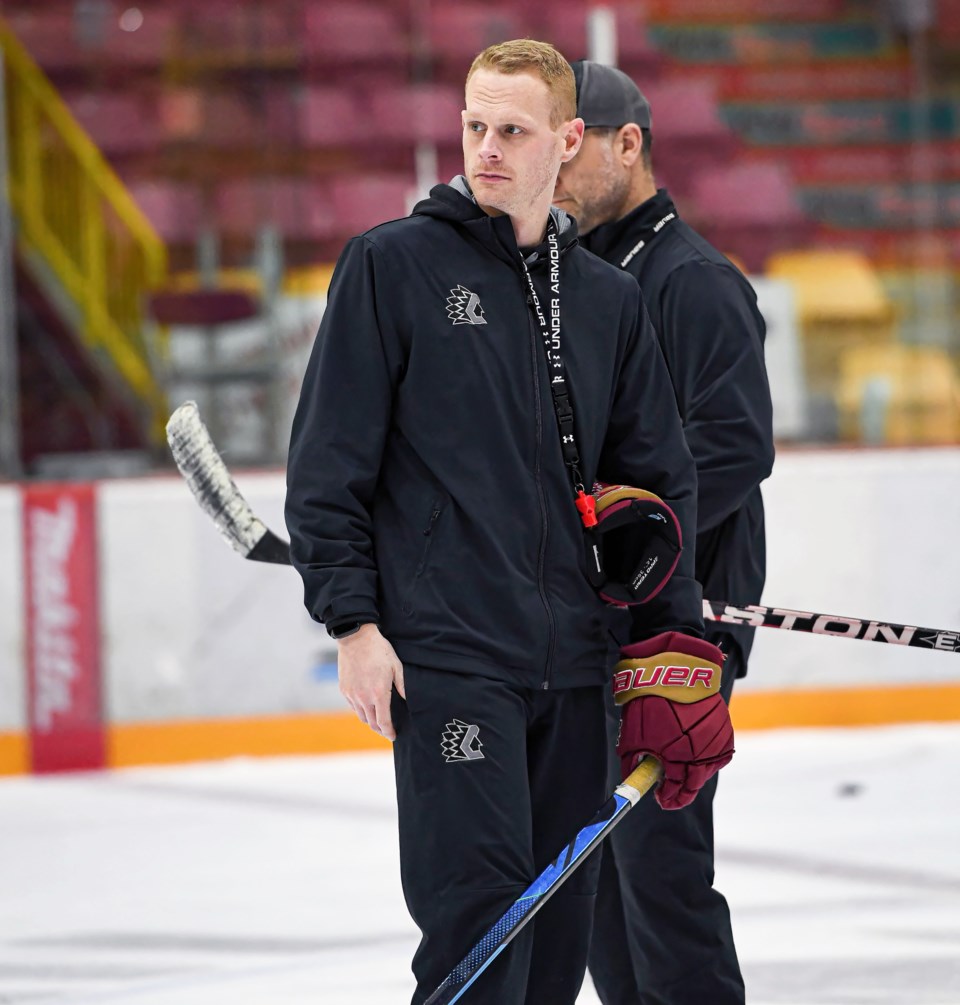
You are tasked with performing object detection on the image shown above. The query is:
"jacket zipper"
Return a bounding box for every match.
[525,285,557,689]
[416,505,442,575]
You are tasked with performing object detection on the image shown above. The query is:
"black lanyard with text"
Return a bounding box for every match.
[519,223,603,580]
[617,209,677,268]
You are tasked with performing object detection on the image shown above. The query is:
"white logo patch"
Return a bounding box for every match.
[441,719,485,762]
[446,285,487,326]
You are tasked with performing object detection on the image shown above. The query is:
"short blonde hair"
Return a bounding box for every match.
[466,39,577,128]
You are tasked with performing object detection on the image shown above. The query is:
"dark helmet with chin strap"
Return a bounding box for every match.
[590,483,682,607]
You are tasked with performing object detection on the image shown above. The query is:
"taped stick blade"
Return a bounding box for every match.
[165,401,291,565]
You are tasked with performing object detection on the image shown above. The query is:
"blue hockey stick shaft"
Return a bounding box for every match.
[423,756,663,1005]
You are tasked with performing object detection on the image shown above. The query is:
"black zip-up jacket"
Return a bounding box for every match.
[584,189,775,673]
[285,179,703,691]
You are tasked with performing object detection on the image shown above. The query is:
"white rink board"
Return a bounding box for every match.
[742,447,960,692]
[0,486,24,730]
[90,446,960,723]
[98,475,338,722]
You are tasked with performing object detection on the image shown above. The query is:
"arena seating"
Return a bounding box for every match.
[214,178,337,242]
[766,249,897,396]
[328,174,415,236]
[836,344,960,445]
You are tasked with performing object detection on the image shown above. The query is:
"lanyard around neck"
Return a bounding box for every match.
[518,224,598,531]
[618,208,677,269]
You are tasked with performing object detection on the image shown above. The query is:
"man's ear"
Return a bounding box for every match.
[618,124,643,168]
[561,117,585,163]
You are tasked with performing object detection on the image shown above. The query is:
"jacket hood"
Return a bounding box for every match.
[412,176,578,263]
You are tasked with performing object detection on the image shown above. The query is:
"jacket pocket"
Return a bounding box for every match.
[401,500,444,616]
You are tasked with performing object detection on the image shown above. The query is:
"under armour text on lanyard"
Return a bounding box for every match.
[519,224,598,532]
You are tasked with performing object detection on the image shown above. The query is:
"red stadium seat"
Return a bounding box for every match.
[127,180,205,244]
[201,93,263,149]
[5,8,85,72]
[304,3,408,64]
[99,5,178,68]
[691,163,805,225]
[7,3,177,72]
[300,87,374,148]
[261,87,301,147]
[215,178,337,242]
[163,0,297,52]
[64,92,160,156]
[426,5,527,62]
[157,87,291,149]
[642,80,733,146]
[687,163,812,271]
[538,4,661,72]
[368,85,464,146]
[640,80,739,192]
[330,174,414,236]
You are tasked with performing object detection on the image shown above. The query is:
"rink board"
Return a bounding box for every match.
[1,446,959,773]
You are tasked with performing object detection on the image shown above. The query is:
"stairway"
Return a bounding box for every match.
[1,20,169,469]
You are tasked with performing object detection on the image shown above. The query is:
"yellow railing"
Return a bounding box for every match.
[0,22,168,439]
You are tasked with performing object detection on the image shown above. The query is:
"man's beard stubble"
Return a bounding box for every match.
[572,156,631,236]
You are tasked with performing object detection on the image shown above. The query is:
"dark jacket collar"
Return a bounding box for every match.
[583,188,678,266]
[412,176,579,267]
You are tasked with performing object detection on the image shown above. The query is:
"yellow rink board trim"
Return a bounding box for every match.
[3,685,960,774]
[107,712,392,768]
[0,733,29,775]
[730,683,960,730]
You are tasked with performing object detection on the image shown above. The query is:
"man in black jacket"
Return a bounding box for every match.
[286,41,734,1005]
[554,61,776,1005]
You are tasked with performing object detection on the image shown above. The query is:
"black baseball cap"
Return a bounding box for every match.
[571,59,652,130]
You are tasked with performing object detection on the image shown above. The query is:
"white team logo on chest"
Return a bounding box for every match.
[446,285,487,326]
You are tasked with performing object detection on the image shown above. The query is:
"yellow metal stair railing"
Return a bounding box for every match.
[0,21,169,441]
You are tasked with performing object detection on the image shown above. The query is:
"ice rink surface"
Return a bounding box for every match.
[2,723,959,1005]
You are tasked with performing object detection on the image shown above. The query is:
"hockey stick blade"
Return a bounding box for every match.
[165,401,290,564]
[424,756,662,1005]
[166,403,960,653]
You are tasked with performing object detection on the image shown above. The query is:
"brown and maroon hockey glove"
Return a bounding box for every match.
[613,631,734,810]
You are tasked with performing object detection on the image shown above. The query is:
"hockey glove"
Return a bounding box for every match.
[613,631,734,810]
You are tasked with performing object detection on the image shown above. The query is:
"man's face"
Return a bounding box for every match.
[463,68,580,222]
[554,127,631,236]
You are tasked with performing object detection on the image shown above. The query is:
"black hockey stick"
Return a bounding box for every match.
[166,401,960,655]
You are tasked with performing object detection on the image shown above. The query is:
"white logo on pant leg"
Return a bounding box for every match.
[441,719,485,762]
[446,286,487,326]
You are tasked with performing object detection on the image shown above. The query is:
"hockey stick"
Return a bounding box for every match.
[165,401,960,655]
[704,600,960,654]
[424,755,662,1005]
[165,401,290,564]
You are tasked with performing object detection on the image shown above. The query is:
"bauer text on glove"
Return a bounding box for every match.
[613,631,734,810]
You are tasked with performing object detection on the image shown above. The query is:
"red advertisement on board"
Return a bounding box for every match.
[23,483,105,773]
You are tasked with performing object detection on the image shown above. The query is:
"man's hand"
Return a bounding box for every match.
[337,624,406,740]
[613,631,734,810]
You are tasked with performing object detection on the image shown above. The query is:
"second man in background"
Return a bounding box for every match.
[555,59,775,1005]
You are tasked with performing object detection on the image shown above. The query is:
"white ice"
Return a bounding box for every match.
[2,723,959,1004]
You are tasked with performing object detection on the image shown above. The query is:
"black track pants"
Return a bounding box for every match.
[587,645,744,1005]
[392,665,609,1005]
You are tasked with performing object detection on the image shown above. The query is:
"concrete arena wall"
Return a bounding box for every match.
[1,447,958,773]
